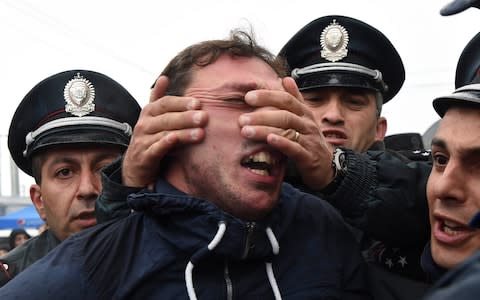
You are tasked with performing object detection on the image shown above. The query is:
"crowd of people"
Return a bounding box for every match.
[0,0,479,298]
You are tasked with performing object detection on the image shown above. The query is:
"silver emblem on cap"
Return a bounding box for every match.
[320,19,349,62]
[64,73,95,117]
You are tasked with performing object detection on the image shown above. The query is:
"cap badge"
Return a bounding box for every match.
[320,19,349,62]
[64,73,95,117]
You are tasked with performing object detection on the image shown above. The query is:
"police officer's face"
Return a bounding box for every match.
[29,145,122,241]
[302,87,386,153]
[164,54,286,221]
[428,106,480,269]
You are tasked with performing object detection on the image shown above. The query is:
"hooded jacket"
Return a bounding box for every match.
[0,180,371,300]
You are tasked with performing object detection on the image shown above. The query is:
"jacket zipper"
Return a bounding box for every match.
[224,262,233,300]
[241,222,256,259]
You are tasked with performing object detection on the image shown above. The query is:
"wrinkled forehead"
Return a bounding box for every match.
[189,55,283,90]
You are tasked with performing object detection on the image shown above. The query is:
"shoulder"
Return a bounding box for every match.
[280,183,348,228]
[0,216,144,298]
[425,251,480,299]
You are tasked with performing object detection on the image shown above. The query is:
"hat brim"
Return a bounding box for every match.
[433,85,480,117]
[13,126,128,176]
[297,72,383,96]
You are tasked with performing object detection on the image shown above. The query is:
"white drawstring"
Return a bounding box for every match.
[185,223,282,300]
[265,227,282,300]
[185,221,227,300]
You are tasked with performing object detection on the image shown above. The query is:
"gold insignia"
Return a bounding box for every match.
[320,19,349,62]
[64,73,95,117]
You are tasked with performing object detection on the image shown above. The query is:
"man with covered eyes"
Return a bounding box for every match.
[97,15,432,291]
[0,30,371,299]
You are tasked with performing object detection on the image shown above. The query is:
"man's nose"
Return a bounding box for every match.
[321,99,345,125]
[77,170,101,201]
[432,160,466,205]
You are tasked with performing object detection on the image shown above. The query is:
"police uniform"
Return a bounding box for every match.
[278,16,433,300]
[0,69,141,286]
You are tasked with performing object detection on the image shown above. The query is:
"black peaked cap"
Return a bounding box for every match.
[456,31,480,88]
[8,69,141,176]
[278,15,405,103]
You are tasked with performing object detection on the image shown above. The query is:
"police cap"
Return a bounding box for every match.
[433,83,480,117]
[8,69,141,176]
[455,31,480,88]
[278,15,405,103]
[440,0,480,16]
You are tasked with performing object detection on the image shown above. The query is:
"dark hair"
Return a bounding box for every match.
[159,29,286,96]
[31,152,47,184]
[9,228,31,249]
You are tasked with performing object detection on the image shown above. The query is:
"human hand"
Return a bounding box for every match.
[122,76,208,187]
[238,77,335,189]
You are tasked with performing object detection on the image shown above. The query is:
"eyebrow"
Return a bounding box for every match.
[47,151,120,167]
[431,137,447,149]
[431,137,480,158]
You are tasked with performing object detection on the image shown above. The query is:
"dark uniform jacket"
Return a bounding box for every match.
[285,141,433,299]
[0,180,371,299]
[422,249,480,300]
[0,229,60,286]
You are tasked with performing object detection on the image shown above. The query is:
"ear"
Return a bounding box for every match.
[30,184,47,221]
[375,116,388,141]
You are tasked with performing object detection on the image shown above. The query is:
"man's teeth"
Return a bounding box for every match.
[250,169,269,176]
[325,133,342,139]
[442,220,465,235]
[249,151,275,165]
[243,151,277,176]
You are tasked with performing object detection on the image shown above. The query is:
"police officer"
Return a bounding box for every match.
[275,15,434,299]
[421,36,480,299]
[0,69,141,286]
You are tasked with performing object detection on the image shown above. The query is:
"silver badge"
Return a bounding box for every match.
[64,73,95,117]
[320,19,349,62]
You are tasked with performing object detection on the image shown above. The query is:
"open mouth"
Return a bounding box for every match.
[322,129,347,140]
[441,219,472,236]
[241,151,280,176]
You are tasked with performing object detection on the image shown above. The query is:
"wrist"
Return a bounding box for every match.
[321,147,348,195]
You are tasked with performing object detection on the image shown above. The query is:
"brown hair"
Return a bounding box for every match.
[158,29,286,96]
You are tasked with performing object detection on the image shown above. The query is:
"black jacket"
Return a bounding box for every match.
[0,181,371,299]
[423,250,480,300]
[96,143,433,299]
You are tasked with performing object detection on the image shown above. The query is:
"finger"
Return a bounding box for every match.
[241,125,303,146]
[239,109,306,132]
[266,132,306,160]
[244,89,304,116]
[282,77,303,102]
[146,130,204,160]
[145,109,209,134]
[147,94,203,117]
[150,75,169,103]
